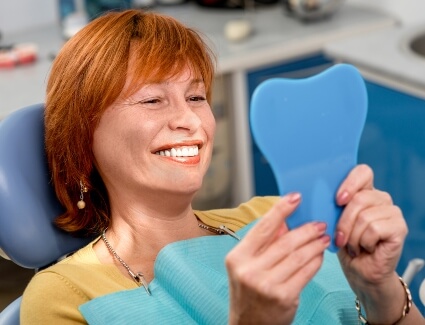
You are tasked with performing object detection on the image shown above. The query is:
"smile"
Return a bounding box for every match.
[155,145,199,157]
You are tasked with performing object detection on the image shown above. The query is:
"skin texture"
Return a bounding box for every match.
[92,66,215,210]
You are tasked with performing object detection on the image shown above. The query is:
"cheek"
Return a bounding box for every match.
[92,118,140,172]
[203,110,216,139]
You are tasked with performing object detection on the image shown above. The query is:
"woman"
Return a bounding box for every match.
[21,9,424,324]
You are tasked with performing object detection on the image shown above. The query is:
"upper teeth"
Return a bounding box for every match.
[156,146,199,157]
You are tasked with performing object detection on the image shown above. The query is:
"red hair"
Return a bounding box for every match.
[45,10,216,235]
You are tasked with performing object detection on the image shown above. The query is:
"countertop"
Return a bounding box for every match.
[155,3,395,73]
[324,22,425,98]
[0,2,395,118]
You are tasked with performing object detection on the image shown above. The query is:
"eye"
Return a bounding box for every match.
[188,96,206,102]
[140,98,161,104]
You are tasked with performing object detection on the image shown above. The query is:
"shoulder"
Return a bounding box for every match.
[195,196,280,230]
[20,242,96,323]
[21,268,88,324]
[20,239,135,324]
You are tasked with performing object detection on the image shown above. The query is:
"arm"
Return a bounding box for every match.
[335,164,425,325]
[225,193,330,325]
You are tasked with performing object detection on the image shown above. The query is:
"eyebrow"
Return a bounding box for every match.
[153,78,205,87]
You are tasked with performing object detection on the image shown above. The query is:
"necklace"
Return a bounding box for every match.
[101,222,240,296]
[101,229,151,296]
[197,221,241,240]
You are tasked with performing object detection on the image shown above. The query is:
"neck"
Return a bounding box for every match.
[93,198,205,283]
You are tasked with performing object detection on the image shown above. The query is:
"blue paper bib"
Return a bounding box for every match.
[79,221,357,324]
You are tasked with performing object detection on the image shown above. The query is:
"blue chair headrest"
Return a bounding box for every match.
[0,104,93,269]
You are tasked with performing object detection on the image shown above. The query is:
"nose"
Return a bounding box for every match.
[168,100,202,133]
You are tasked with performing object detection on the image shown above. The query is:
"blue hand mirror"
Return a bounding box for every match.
[250,64,368,252]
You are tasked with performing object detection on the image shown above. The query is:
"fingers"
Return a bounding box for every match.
[336,164,374,206]
[346,205,406,256]
[227,223,328,306]
[273,253,325,300]
[356,206,407,254]
[225,193,330,323]
[261,234,329,293]
[256,221,329,270]
[336,189,392,248]
[335,186,407,257]
[236,192,301,256]
[254,252,325,306]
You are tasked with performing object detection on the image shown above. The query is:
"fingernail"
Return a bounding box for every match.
[347,245,357,258]
[321,235,331,244]
[314,222,327,232]
[287,192,301,204]
[335,231,345,247]
[338,191,349,205]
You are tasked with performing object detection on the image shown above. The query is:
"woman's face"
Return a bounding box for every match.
[92,66,216,200]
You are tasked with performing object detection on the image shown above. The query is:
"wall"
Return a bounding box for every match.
[1,0,425,36]
[0,0,57,35]
[349,0,425,25]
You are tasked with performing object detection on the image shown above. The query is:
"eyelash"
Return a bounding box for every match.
[189,96,206,102]
[138,96,206,105]
[141,99,160,104]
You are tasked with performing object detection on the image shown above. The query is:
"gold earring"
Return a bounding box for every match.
[77,181,88,209]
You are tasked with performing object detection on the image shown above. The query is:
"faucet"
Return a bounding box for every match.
[402,258,424,286]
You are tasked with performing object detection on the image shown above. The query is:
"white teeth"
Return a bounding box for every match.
[156,145,199,157]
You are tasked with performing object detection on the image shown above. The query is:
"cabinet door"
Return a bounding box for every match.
[359,81,425,308]
[247,54,333,195]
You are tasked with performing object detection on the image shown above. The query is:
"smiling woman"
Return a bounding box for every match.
[92,66,216,205]
[44,10,216,235]
[19,8,425,325]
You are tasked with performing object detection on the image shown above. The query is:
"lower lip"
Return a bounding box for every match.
[159,155,201,165]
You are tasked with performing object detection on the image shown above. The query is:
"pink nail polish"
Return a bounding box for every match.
[335,231,345,247]
[321,235,331,244]
[338,191,349,204]
[315,222,327,232]
[287,192,301,204]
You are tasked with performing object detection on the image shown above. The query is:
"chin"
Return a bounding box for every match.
[161,180,203,196]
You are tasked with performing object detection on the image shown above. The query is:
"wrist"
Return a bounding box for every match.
[356,276,412,325]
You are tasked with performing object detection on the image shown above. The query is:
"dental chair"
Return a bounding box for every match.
[0,104,93,325]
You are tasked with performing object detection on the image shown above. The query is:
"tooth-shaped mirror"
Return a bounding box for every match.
[250,64,368,252]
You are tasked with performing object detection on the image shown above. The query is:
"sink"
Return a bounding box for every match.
[402,25,425,61]
[410,33,425,58]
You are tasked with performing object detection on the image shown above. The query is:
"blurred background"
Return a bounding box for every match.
[0,0,424,36]
[1,0,425,315]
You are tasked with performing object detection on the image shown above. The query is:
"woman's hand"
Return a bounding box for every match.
[335,164,407,283]
[225,193,330,325]
[335,164,414,323]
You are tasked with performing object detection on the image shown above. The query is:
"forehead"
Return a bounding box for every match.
[124,57,204,96]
